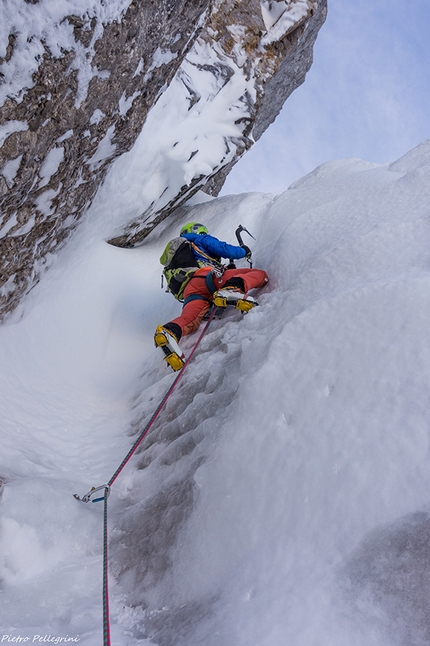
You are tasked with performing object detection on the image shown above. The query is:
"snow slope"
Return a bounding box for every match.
[1,139,430,645]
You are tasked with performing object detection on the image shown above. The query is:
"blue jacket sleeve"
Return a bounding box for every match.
[199,234,247,260]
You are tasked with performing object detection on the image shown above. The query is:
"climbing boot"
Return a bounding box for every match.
[154,325,185,371]
[213,287,258,313]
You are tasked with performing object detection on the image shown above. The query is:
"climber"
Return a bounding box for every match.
[154,222,268,370]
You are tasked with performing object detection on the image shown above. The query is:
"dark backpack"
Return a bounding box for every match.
[160,237,201,301]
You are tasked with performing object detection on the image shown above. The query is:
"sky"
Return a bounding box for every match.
[222,0,430,195]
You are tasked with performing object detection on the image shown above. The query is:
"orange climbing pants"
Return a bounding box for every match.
[169,266,268,337]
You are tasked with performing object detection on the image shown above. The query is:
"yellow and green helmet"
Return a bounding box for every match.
[180,222,208,235]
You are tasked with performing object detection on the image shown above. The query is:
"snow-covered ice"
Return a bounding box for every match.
[1,139,430,645]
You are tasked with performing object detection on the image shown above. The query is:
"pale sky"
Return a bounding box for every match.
[222,0,430,195]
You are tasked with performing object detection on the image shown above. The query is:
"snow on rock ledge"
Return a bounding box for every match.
[108,0,327,247]
[0,0,326,318]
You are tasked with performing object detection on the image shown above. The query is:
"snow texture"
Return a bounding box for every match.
[105,34,258,240]
[0,154,22,187]
[260,0,310,46]
[1,138,430,645]
[39,147,65,188]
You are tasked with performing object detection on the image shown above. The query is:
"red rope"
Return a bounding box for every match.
[108,308,216,486]
[101,308,216,643]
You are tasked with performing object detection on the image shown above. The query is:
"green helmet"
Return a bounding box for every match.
[180,222,208,236]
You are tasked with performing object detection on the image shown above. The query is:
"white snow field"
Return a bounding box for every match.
[1,139,430,645]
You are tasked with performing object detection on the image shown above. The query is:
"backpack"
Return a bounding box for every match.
[160,237,201,301]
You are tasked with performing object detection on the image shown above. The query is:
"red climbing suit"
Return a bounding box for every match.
[170,266,268,336]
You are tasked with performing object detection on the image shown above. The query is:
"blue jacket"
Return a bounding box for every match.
[182,232,246,263]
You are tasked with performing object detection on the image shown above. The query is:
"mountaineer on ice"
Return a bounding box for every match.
[155,222,268,370]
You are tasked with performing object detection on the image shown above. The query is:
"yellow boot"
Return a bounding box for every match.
[154,325,185,371]
[213,287,258,312]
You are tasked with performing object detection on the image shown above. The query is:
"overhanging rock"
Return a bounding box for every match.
[108,0,328,247]
[0,0,327,318]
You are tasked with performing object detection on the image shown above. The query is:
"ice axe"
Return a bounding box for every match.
[235,224,255,268]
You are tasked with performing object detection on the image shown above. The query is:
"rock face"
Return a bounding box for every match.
[0,0,327,318]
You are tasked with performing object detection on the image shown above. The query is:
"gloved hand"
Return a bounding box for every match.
[242,245,252,259]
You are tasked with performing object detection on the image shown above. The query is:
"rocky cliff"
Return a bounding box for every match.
[0,0,327,318]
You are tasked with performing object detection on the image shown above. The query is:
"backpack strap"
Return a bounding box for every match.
[183,293,212,306]
[186,269,219,294]
[205,271,218,294]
